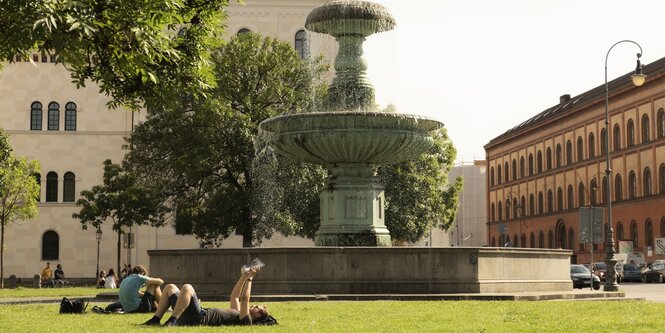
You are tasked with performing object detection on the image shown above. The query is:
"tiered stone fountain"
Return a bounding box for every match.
[259,0,442,246]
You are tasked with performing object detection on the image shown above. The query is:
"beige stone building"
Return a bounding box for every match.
[0,0,329,279]
[485,56,665,264]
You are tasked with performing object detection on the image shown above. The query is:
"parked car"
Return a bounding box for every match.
[618,263,642,283]
[642,262,665,283]
[591,262,607,281]
[571,264,601,290]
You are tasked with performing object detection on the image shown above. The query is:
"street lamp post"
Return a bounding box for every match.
[95,228,103,282]
[603,40,646,292]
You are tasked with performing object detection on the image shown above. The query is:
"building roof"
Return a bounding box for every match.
[486,55,665,148]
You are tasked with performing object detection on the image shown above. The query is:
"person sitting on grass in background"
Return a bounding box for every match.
[40,262,53,287]
[117,265,163,313]
[142,267,269,326]
[104,268,119,289]
[97,270,106,288]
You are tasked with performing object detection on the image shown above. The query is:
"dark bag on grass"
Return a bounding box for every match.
[59,297,88,314]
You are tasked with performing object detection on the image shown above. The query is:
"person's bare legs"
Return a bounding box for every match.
[142,284,178,325]
[161,284,196,326]
[145,283,163,309]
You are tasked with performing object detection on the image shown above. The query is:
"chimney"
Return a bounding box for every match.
[560,94,571,104]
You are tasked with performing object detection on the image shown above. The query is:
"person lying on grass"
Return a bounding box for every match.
[142,267,269,326]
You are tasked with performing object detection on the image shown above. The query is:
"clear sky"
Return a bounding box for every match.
[360,0,665,162]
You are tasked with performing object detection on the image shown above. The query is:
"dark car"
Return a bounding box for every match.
[571,264,601,290]
[618,263,642,283]
[642,262,665,283]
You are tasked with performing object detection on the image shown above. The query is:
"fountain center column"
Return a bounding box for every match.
[328,34,375,111]
[315,163,391,246]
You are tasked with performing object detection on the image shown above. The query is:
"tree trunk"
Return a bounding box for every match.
[242,221,253,248]
[117,229,121,276]
[1,220,4,289]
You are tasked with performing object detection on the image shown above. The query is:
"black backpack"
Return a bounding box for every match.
[254,315,278,325]
[59,297,88,314]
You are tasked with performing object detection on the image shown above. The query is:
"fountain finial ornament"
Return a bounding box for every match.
[306,0,396,111]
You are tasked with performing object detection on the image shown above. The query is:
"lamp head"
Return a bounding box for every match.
[96,228,103,241]
[631,53,646,86]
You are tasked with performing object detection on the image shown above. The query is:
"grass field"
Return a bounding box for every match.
[0,286,108,298]
[1,299,664,332]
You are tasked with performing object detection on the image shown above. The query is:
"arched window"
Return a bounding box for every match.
[646,219,653,248]
[64,102,76,131]
[548,230,554,248]
[617,222,624,241]
[588,133,595,158]
[46,172,58,202]
[295,30,308,59]
[491,203,495,221]
[513,234,518,248]
[530,232,535,248]
[628,171,637,199]
[498,204,502,221]
[504,162,509,182]
[613,124,621,151]
[590,179,598,205]
[567,185,574,209]
[546,148,552,170]
[30,101,42,130]
[520,196,526,217]
[602,176,609,204]
[614,174,623,201]
[600,128,607,154]
[538,192,544,214]
[237,28,251,35]
[490,167,495,186]
[512,159,517,180]
[658,108,665,139]
[577,137,584,161]
[528,153,534,175]
[568,227,575,250]
[521,234,527,248]
[47,101,59,131]
[539,231,545,248]
[63,172,75,202]
[519,157,525,178]
[529,194,535,215]
[566,140,573,165]
[557,187,563,211]
[557,221,567,249]
[555,144,562,167]
[537,151,543,173]
[34,173,41,202]
[660,164,665,194]
[642,114,650,143]
[547,190,553,213]
[644,168,652,196]
[578,182,585,207]
[497,165,502,184]
[42,230,59,260]
[631,221,639,247]
[627,119,635,147]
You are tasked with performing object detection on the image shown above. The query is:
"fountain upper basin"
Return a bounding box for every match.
[259,111,443,165]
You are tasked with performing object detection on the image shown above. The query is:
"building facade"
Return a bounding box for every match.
[0,0,328,279]
[485,56,665,264]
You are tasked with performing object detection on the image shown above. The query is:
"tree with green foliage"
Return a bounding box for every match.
[0,0,230,111]
[125,32,328,247]
[0,129,40,289]
[73,159,167,274]
[378,128,463,243]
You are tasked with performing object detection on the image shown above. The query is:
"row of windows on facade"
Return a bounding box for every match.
[490,109,665,186]
[491,164,665,222]
[14,53,59,63]
[30,101,77,131]
[35,172,76,203]
[237,28,309,59]
[40,230,135,261]
[492,217,665,253]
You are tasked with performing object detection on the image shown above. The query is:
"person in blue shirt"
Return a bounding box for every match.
[118,265,164,313]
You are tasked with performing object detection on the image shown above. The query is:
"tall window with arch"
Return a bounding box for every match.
[590,179,598,205]
[630,221,639,247]
[511,159,517,180]
[642,113,650,143]
[615,174,623,201]
[588,133,595,158]
[566,140,573,165]
[539,231,544,248]
[491,203,495,221]
[64,102,77,131]
[294,30,308,59]
[600,128,607,154]
[528,153,534,175]
[48,102,59,131]
[497,165,502,184]
[576,137,584,161]
[546,147,552,170]
[529,194,535,215]
[504,162,509,182]
[646,219,653,249]
[557,187,563,211]
[628,171,637,199]
[617,222,624,241]
[63,172,76,202]
[537,151,543,173]
[490,167,495,186]
[660,164,665,194]
[555,144,562,167]
[30,101,42,130]
[46,171,58,202]
[547,190,553,213]
[567,185,574,209]
[578,182,585,207]
[519,157,525,178]
[568,228,575,250]
[658,108,665,139]
[538,192,544,214]
[627,119,635,147]
[42,230,59,260]
[613,124,621,151]
[644,167,652,196]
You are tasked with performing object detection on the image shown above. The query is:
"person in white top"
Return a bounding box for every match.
[104,268,119,289]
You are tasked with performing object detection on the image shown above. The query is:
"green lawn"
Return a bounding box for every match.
[0,286,109,298]
[0,300,663,332]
